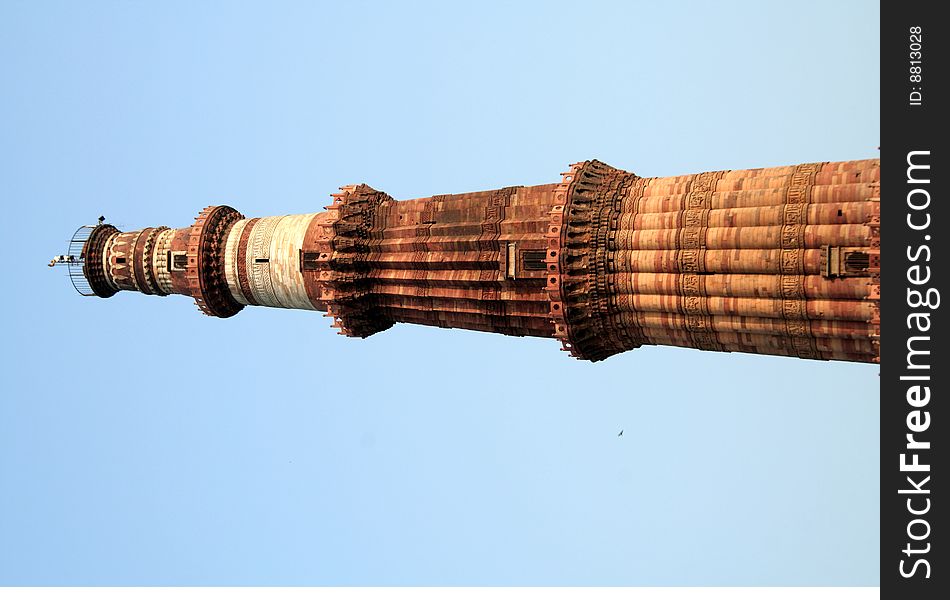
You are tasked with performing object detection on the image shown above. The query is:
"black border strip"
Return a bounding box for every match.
[881,1,945,596]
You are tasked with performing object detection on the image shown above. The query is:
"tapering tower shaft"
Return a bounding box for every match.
[546,160,879,362]
[62,158,880,363]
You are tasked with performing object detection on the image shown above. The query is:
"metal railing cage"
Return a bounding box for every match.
[65,225,97,296]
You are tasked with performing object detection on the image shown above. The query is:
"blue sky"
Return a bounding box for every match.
[0,0,880,585]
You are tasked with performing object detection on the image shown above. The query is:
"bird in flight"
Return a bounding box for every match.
[618,430,623,437]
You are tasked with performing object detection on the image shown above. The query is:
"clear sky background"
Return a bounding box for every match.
[0,0,880,586]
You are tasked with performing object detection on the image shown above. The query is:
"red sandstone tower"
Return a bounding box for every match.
[51,159,881,362]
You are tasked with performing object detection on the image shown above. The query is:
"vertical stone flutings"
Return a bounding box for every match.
[545,159,880,362]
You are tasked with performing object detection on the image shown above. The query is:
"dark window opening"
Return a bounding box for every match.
[521,250,547,272]
[169,251,189,271]
[821,245,871,278]
[300,251,321,271]
[844,251,869,273]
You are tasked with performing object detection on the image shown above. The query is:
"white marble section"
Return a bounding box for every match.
[268,213,318,310]
[223,213,319,310]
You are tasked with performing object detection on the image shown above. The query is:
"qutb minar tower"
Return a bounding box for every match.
[52,158,881,362]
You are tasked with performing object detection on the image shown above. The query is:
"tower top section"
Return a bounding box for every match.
[50,206,248,317]
[49,223,119,297]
